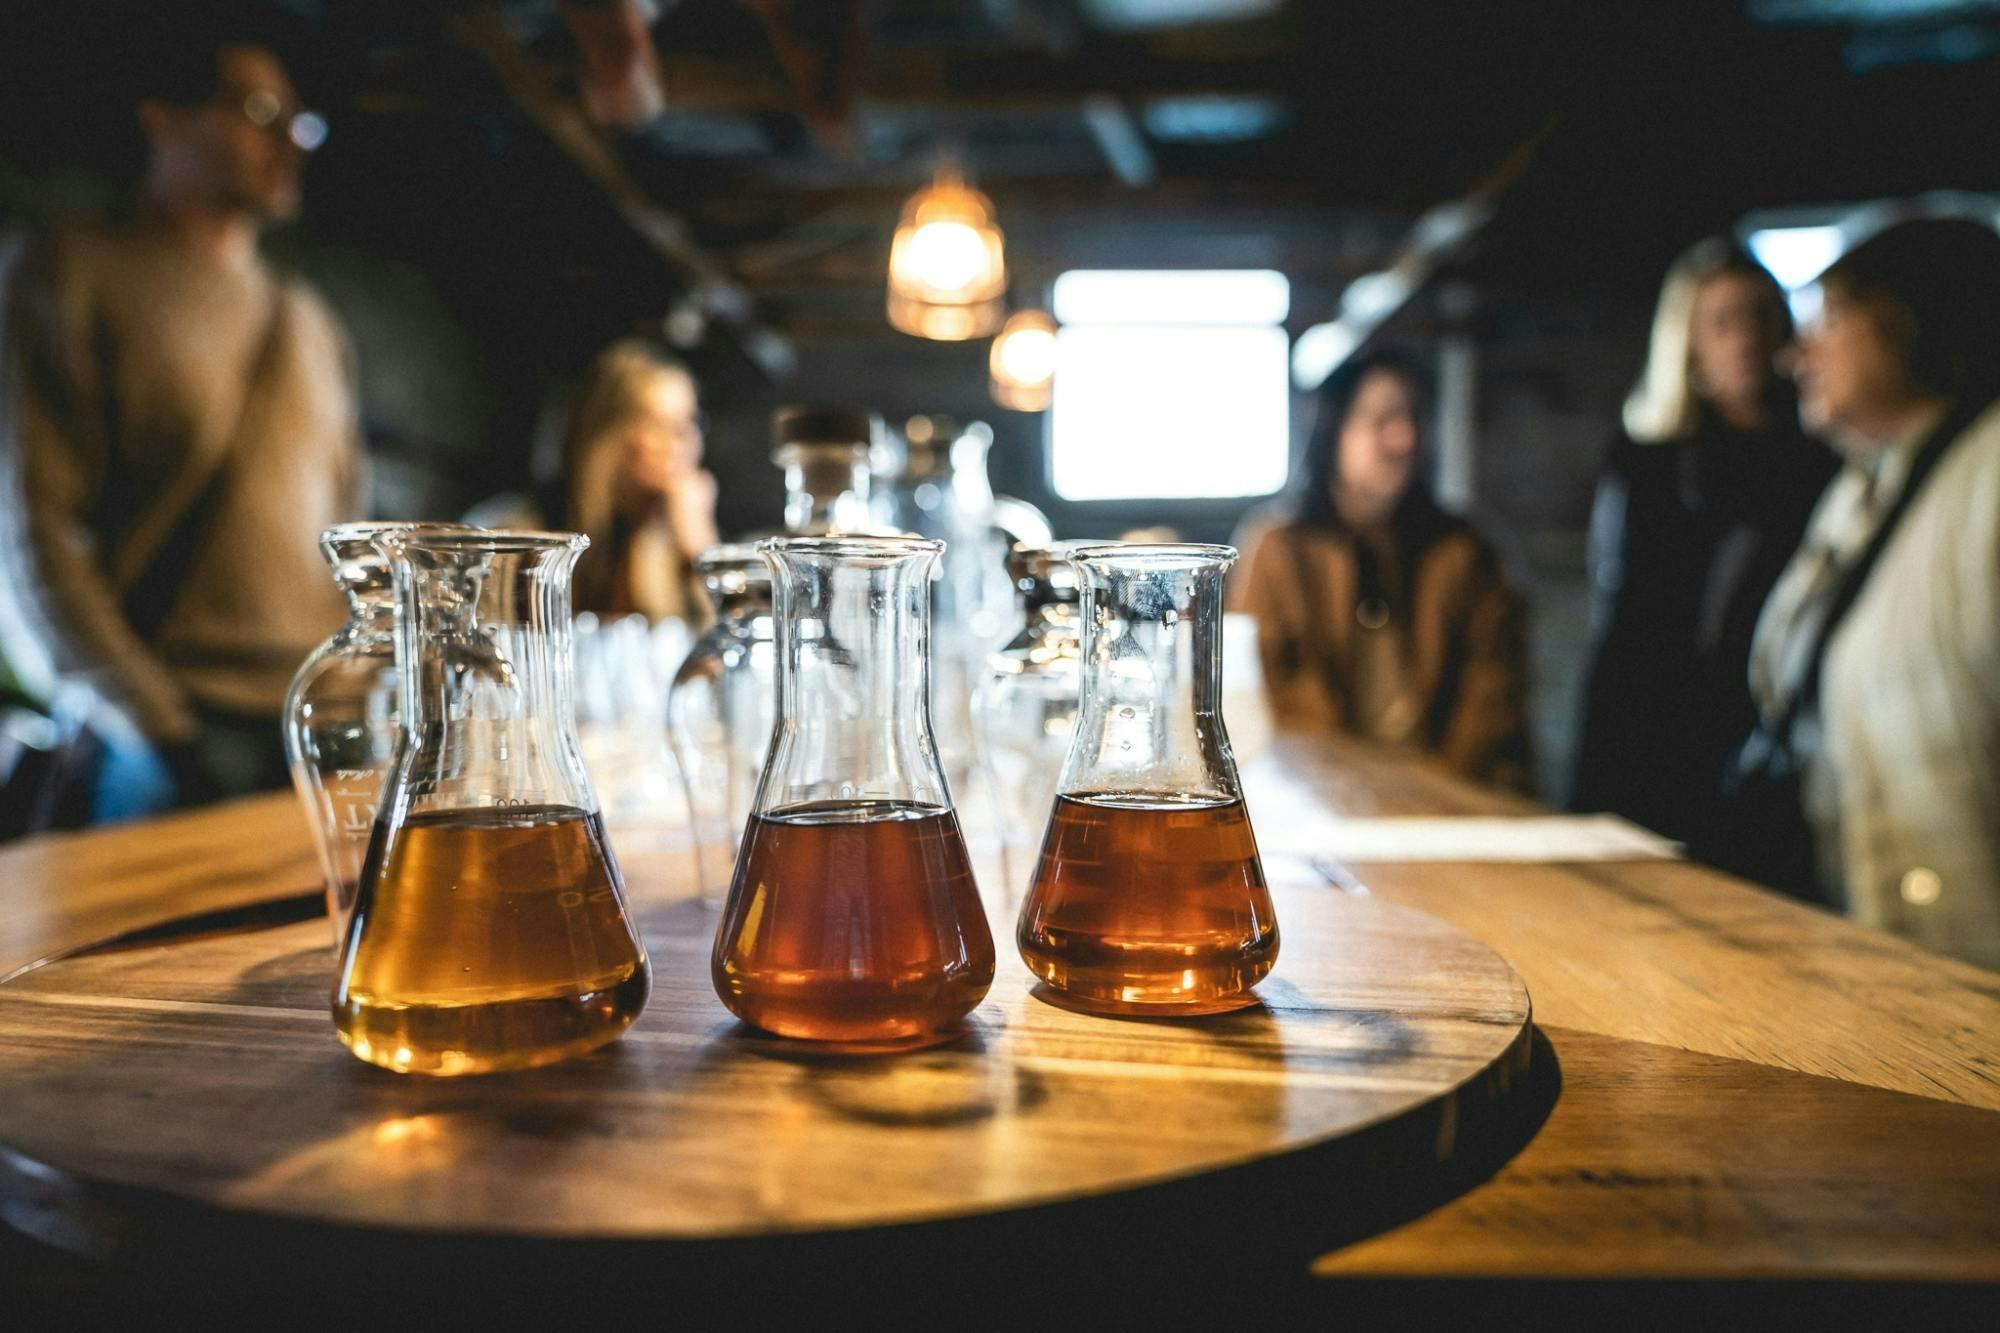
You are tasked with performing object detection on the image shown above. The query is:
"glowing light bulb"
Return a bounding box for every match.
[989,310,1059,411]
[905,221,989,294]
[887,170,1007,340]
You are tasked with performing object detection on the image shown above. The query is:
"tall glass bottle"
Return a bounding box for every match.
[284,521,461,948]
[772,406,878,535]
[972,542,1084,911]
[335,530,650,1075]
[666,543,777,909]
[1017,543,1278,1015]
[874,417,1012,798]
[712,535,995,1051]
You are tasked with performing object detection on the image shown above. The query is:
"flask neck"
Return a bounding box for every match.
[381,533,597,816]
[758,537,950,814]
[1062,550,1237,802]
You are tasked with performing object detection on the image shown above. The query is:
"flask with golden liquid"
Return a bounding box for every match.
[1017,543,1278,1015]
[334,530,650,1075]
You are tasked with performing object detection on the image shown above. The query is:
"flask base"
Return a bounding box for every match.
[335,965,649,1076]
[1024,978,1268,1018]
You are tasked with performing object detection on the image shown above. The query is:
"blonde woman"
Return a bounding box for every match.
[1572,239,1833,840]
[563,341,718,623]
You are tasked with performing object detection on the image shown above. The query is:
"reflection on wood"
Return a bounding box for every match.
[0,880,1529,1240]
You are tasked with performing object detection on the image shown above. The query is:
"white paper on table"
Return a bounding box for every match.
[1249,811,1682,863]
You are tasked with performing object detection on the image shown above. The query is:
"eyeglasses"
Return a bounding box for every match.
[222,87,328,153]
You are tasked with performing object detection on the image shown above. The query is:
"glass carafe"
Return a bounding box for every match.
[335,530,650,1075]
[712,535,995,1051]
[284,521,435,948]
[972,542,1084,912]
[1017,543,1278,1015]
[666,543,777,909]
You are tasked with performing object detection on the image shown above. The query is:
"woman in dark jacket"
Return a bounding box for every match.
[1233,348,1532,791]
[1572,238,1835,839]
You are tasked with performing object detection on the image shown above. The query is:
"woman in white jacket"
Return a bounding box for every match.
[1750,218,2000,970]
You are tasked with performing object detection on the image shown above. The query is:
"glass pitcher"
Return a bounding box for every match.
[666,543,776,909]
[284,521,458,948]
[1016,543,1278,1015]
[711,534,995,1051]
[334,530,650,1075]
[972,542,1085,912]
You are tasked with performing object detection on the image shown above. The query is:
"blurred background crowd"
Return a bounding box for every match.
[2,0,1997,968]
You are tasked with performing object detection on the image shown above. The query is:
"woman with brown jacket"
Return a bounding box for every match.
[1232,349,1532,790]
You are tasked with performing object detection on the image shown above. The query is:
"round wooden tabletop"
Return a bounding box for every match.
[0,874,1530,1243]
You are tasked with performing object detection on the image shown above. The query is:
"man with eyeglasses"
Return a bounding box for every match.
[0,20,362,812]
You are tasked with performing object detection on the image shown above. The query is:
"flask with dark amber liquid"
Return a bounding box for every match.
[334,530,650,1075]
[1017,543,1278,1015]
[712,534,995,1051]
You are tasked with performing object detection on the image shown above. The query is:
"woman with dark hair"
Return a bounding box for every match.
[1573,238,1835,841]
[1740,217,2000,967]
[1231,348,1531,789]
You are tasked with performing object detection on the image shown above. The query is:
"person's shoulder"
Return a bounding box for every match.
[267,266,342,327]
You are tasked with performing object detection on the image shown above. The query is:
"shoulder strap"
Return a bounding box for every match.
[120,279,290,636]
[1770,388,1998,742]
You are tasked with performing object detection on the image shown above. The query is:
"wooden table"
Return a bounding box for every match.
[3,734,1997,1320]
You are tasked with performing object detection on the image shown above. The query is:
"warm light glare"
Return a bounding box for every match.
[887,171,1007,340]
[904,221,990,293]
[997,325,1057,383]
[990,310,1059,411]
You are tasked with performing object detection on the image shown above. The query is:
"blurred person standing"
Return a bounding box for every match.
[1573,240,1834,841]
[0,15,360,808]
[1232,349,1532,790]
[562,339,717,624]
[1738,218,2000,968]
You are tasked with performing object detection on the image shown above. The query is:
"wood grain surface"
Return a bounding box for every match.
[3,730,1998,1305]
[0,793,319,983]
[0,876,1529,1241]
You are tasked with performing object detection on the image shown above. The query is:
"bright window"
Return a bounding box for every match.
[1049,270,1291,501]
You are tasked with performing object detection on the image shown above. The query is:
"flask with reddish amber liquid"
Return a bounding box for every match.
[334,530,650,1075]
[712,534,995,1051]
[1017,543,1278,1015]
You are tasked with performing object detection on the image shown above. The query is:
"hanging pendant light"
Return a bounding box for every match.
[887,168,1007,341]
[988,309,1058,411]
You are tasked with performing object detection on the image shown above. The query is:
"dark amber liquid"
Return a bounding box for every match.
[712,800,995,1050]
[1018,792,1279,1015]
[335,805,650,1075]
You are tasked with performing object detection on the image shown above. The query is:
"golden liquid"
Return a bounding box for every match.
[1018,792,1279,1015]
[335,805,650,1075]
[713,800,995,1051]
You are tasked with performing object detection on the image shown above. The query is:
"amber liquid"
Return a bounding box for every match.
[712,800,996,1050]
[1018,792,1279,1015]
[335,805,650,1075]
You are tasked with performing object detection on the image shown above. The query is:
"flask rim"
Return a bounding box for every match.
[376,528,589,555]
[1066,541,1237,570]
[321,519,472,550]
[759,534,944,559]
[694,541,774,576]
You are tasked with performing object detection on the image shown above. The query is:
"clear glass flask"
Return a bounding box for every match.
[972,543,1084,911]
[335,530,650,1075]
[1017,543,1279,1015]
[666,543,777,909]
[712,534,995,1051]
